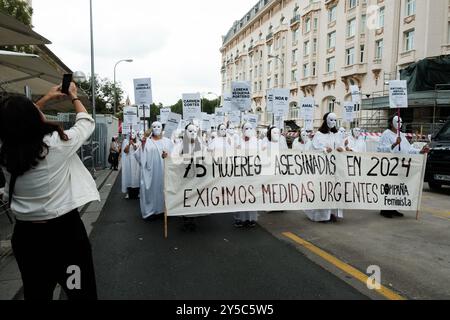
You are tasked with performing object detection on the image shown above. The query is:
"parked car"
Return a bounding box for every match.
[425,119,450,190]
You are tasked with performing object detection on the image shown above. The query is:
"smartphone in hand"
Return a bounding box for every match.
[61,73,73,94]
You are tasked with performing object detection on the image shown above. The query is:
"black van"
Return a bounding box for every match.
[425,119,450,190]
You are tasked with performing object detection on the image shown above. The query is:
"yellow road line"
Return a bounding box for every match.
[420,207,450,220]
[282,232,406,301]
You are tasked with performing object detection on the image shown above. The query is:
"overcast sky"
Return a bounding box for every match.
[32,0,256,106]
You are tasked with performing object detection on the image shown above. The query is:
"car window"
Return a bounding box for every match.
[436,122,450,140]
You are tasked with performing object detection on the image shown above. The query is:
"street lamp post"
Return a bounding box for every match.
[89,0,96,178]
[113,59,133,115]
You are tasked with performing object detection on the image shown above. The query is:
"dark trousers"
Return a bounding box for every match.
[111,152,119,170]
[11,210,97,300]
[127,187,140,199]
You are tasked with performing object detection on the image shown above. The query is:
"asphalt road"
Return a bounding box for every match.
[89,175,367,300]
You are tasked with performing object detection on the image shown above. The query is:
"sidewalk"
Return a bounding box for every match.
[0,168,119,300]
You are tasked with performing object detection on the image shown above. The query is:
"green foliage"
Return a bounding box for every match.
[0,0,35,53]
[78,75,125,116]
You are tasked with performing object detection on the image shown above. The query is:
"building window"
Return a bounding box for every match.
[328,6,337,23]
[404,29,415,51]
[303,63,310,77]
[328,99,335,113]
[312,62,316,76]
[326,56,335,72]
[291,69,298,82]
[293,29,299,43]
[406,0,416,16]
[267,78,271,89]
[378,7,385,28]
[375,39,383,59]
[292,49,298,63]
[348,0,358,10]
[259,81,262,91]
[313,38,317,53]
[268,61,272,73]
[360,45,365,63]
[328,31,336,48]
[275,74,279,87]
[346,47,355,65]
[305,17,311,33]
[304,41,310,56]
[259,64,263,76]
[361,15,366,34]
[347,18,356,38]
[313,18,318,31]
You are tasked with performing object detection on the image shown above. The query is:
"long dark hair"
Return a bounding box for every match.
[267,126,276,142]
[0,95,69,176]
[318,112,338,134]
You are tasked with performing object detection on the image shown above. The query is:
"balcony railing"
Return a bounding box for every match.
[290,15,300,26]
[266,32,274,41]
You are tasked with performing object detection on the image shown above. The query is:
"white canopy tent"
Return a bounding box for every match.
[0,11,51,46]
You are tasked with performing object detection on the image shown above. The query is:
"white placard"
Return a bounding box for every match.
[272,88,290,116]
[133,78,153,105]
[389,80,408,109]
[301,97,315,121]
[123,106,139,126]
[266,89,274,113]
[273,114,284,130]
[201,113,211,132]
[350,85,361,104]
[164,113,182,139]
[242,114,258,129]
[231,81,252,112]
[215,107,226,126]
[160,108,171,124]
[222,92,236,112]
[304,119,314,131]
[182,93,202,121]
[343,101,355,123]
[228,110,241,126]
[137,104,151,118]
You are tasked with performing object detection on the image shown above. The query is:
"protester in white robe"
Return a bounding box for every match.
[233,122,259,228]
[307,112,345,223]
[208,124,232,156]
[135,122,174,220]
[121,131,141,199]
[377,115,429,218]
[292,129,313,152]
[226,122,241,149]
[345,128,367,153]
[261,126,288,155]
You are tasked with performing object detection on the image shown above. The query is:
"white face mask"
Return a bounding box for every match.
[186,125,198,141]
[352,128,361,139]
[218,125,227,137]
[227,126,235,136]
[327,113,337,129]
[271,128,280,142]
[243,123,253,138]
[393,116,402,131]
[301,131,309,143]
[131,132,136,140]
[152,122,162,136]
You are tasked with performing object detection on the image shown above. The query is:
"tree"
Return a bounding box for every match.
[78,75,125,116]
[0,0,35,53]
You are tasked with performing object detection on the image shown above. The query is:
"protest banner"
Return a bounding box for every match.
[231,81,252,111]
[164,112,182,139]
[182,93,202,122]
[165,151,426,216]
[350,85,361,104]
[242,114,258,129]
[343,101,355,123]
[272,88,290,116]
[160,108,171,124]
[133,78,153,105]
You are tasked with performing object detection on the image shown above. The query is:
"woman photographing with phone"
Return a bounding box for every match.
[0,83,99,300]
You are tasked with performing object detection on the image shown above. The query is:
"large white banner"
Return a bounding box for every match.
[182,93,202,122]
[231,81,252,112]
[272,88,290,116]
[133,78,153,105]
[389,80,408,109]
[165,151,426,216]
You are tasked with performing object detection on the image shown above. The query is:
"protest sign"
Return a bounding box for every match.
[274,114,284,130]
[164,112,182,139]
[350,85,361,104]
[301,97,315,120]
[231,81,252,111]
[389,80,408,109]
[228,110,241,126]
[165,151,426,216]
[182,93,202,121]
[272,89,290,116]
[343,102,355,123]
[133,78,153,105]
[223,93,236,112]
[160,108,171,124]
[137,104,151,118]
[201,113,211,132]
[215,107,226,126]
[266,89,274,113]
[242,114,258,129]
